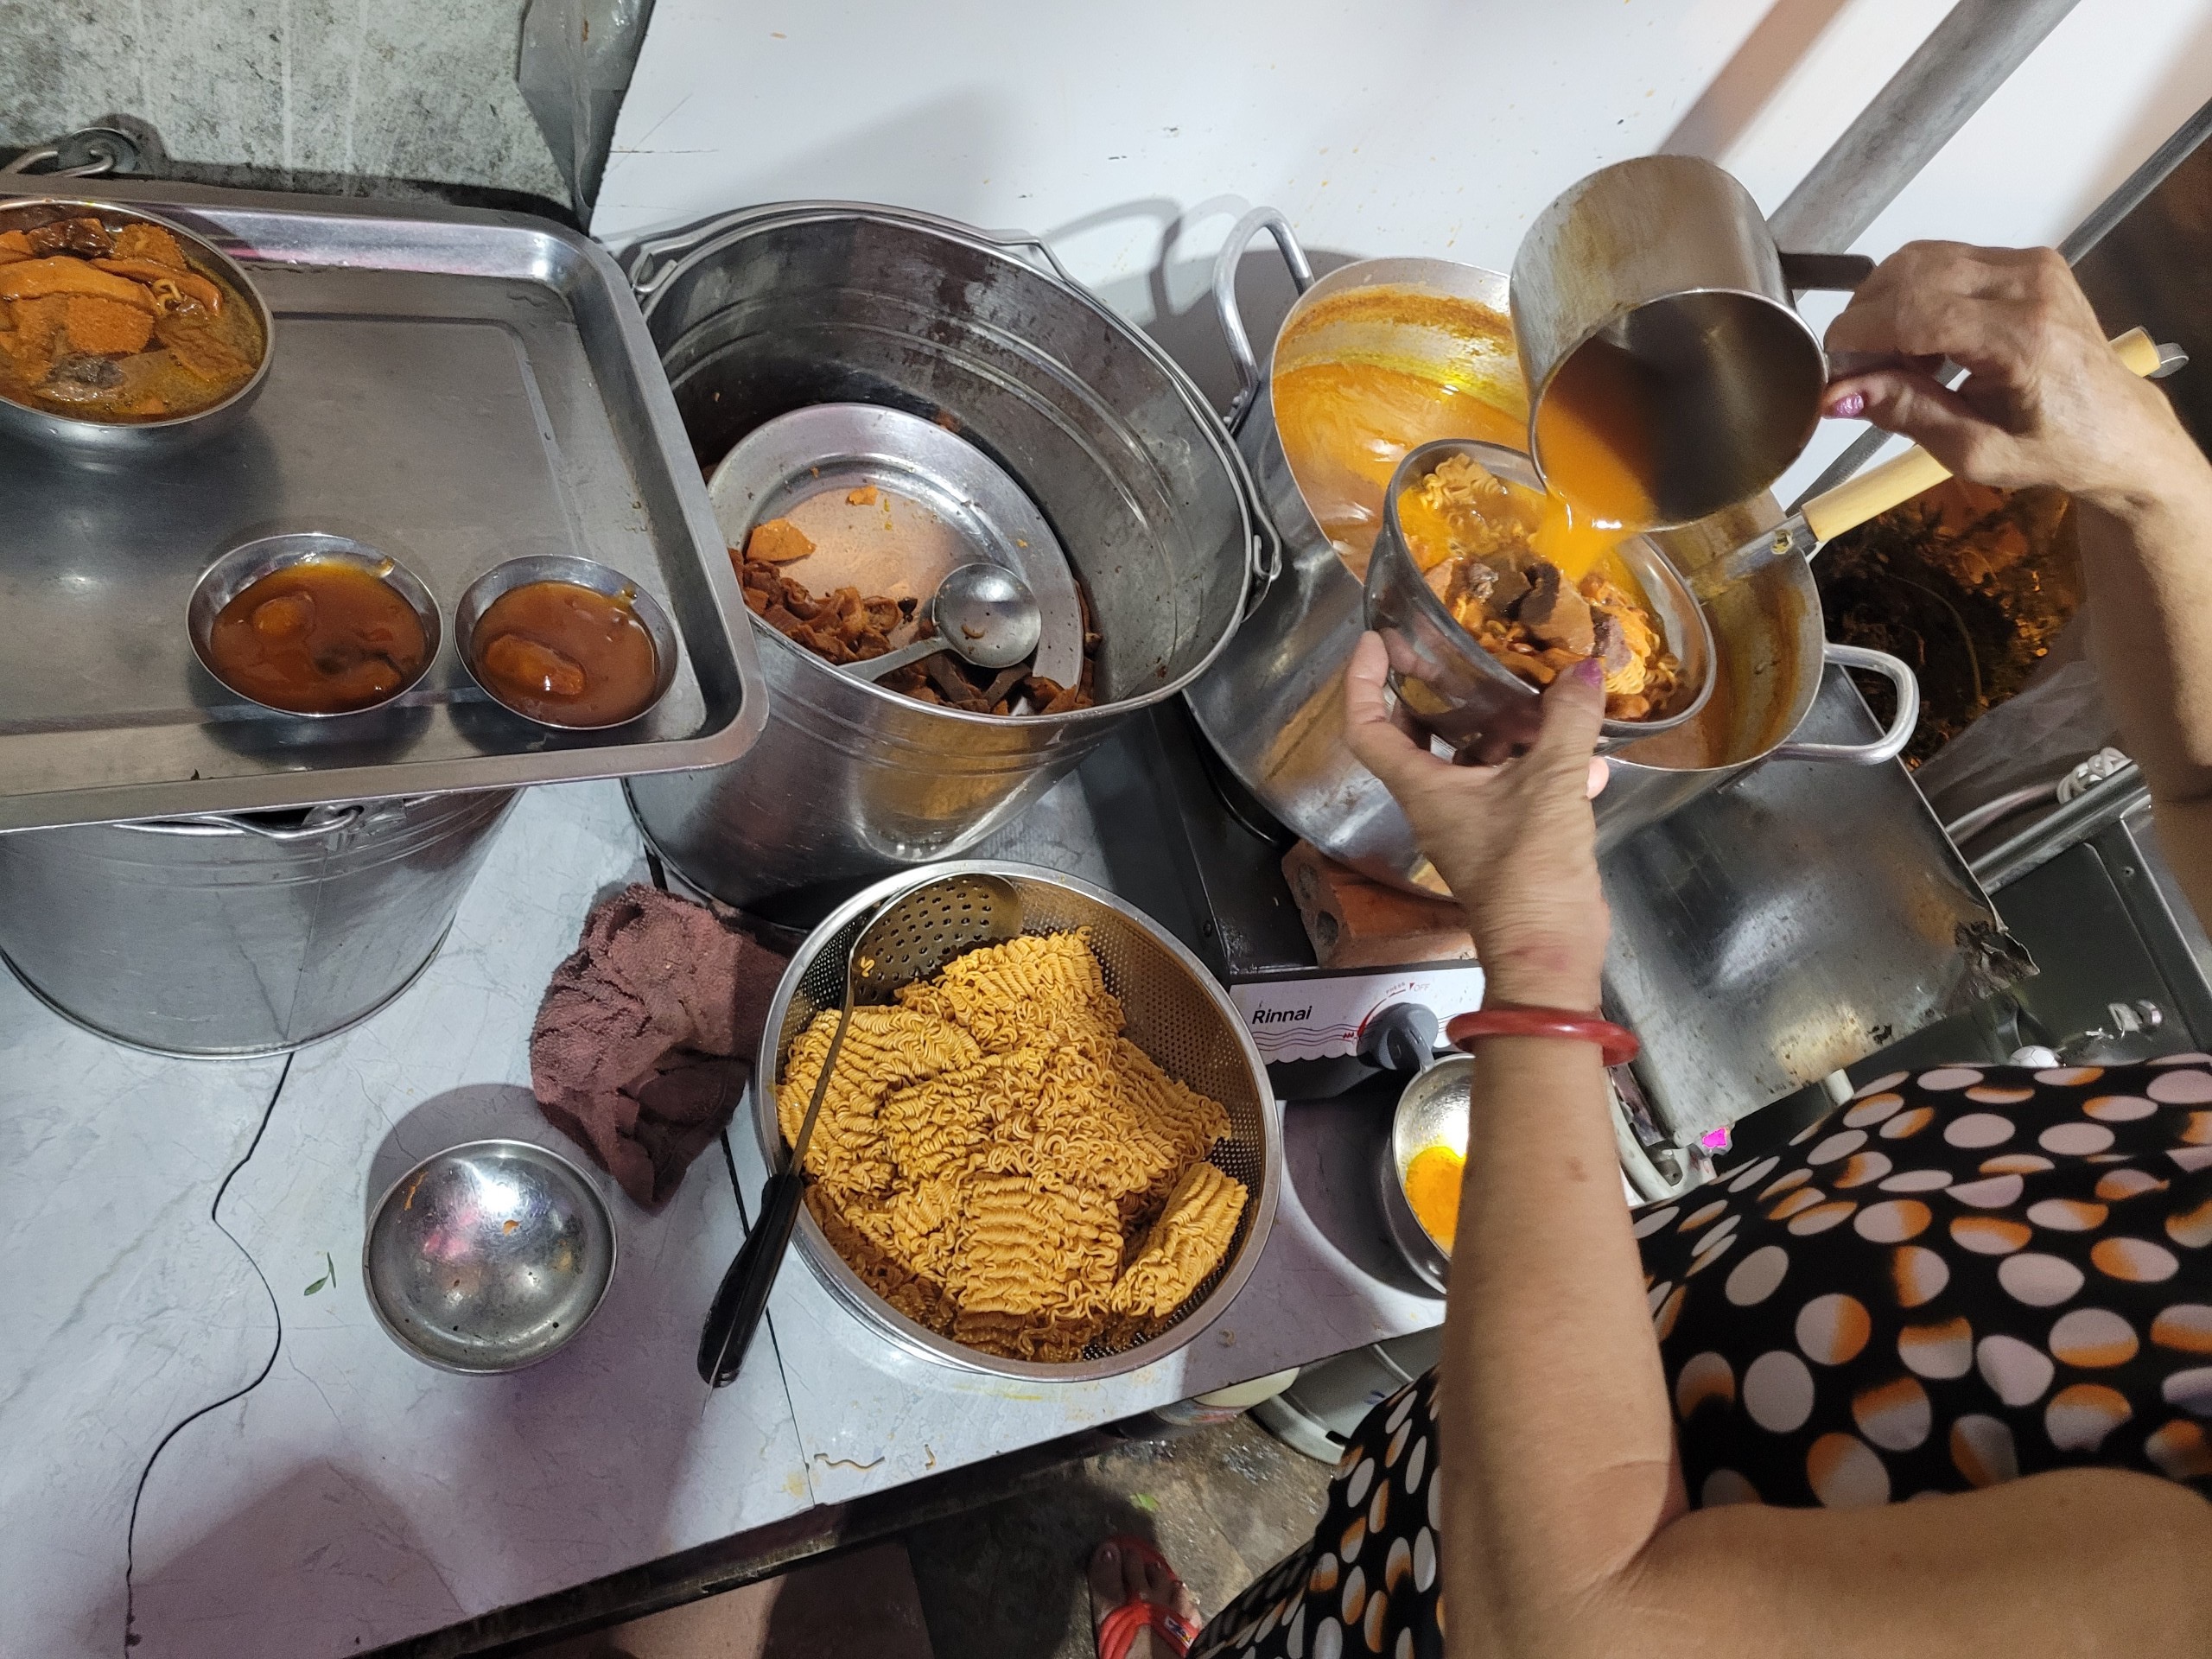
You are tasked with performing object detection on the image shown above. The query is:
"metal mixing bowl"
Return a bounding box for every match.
[758,860,1281,1382]
[1365,438,1716,760]
[454,553,679,729]
[0,195,274,453]
[364,1138,617,1373]
[1378,1057,1473,1295]
[188,531,442,717]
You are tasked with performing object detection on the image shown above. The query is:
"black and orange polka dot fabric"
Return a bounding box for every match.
[1191,1373,1443,1659]
[1652,1057,2212,1505]
[1189,1057,2212,1657]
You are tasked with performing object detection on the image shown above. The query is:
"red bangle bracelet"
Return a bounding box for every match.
[1446,1005,1640,1066]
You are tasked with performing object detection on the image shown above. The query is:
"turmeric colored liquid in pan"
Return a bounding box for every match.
[472,580,658,726]
[207,561,427,714]
[1276,357,1647,594]
[1403,1145,1465,1251]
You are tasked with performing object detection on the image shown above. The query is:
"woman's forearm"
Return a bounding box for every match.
[2079,442,2212,927]
[2079,443,2212,803]
[1440,1032,1679,1656]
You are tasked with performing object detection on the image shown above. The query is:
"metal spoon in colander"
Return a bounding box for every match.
[697,871,1025,1387]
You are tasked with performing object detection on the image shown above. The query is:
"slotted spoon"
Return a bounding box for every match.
[697,871,1024,1387]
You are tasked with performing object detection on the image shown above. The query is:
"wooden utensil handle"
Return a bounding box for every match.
[1802,327,2164,543]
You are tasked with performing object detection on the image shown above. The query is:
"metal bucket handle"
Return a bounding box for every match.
[125,804,372,842]
[1770,643,1921,765]
[629,201,1083,304]
[1211,207,1316,435]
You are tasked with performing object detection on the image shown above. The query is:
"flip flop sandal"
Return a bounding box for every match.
[1092,1534,1202,1659]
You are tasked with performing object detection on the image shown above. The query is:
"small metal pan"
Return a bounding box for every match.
[1378,1055,1472,1295]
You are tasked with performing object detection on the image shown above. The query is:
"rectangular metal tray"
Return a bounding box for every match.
[0,181,763,830]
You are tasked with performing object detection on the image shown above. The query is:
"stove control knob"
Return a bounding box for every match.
[1359,1001,1440,1073]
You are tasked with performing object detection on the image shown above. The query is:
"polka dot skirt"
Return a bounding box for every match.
[1190,1058,2212,1656]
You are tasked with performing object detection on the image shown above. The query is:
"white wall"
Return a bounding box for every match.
[595,0,2212,482]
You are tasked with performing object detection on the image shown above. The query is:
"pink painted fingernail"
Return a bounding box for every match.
[1574,657,1605,687]
[1829,391,1866,418]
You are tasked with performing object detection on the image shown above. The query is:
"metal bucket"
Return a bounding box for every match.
[0,791,517,1057]
[620,203,1266,917]
[1188,210,1916,889]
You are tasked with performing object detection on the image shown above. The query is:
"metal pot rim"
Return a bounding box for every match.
[629,199,1265,709]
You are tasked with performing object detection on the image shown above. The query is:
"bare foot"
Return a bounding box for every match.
[1090,1537,1202,1659]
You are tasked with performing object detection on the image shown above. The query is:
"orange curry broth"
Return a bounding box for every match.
[471,580,658,726]
[205,561,427,715]
[1403,1144,1465,1250]
[1273,335,1655,597]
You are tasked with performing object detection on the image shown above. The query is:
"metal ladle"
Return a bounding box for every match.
[696,871,1024,1388]
[842,560,1042,682]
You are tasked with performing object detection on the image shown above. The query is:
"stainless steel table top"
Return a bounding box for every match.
[0,181,764,830]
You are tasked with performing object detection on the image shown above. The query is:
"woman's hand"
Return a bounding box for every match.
[1821,240,2199,511]
[1342,630,1611,1010]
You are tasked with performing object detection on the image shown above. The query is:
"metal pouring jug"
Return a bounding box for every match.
[1511,155,1872,528]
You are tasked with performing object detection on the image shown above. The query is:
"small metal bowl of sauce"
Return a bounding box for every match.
[188,531,441,716]
[455,554,677,730]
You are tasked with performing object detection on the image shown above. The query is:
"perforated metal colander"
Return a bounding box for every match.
[756,861,1281,1382]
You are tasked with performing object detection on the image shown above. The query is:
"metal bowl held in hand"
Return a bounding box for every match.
[620,204,1267,918]
[1363,439,1714,760]
[365,1139,616,1373]
[756,861,1281,1383]
[1511,155,1871,527]
[0,791,515,1055]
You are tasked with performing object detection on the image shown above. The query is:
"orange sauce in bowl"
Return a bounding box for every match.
[471,580,658,727]
[1402,1144,1465,1251]
[206,561,427,714]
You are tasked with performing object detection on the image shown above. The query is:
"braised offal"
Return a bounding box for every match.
[0,215,261,422]
[1399,454,1684,721]
[736,556,1096,715]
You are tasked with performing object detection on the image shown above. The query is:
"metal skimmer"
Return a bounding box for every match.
[697,871,1023,1386]
[752,861,1281,1383]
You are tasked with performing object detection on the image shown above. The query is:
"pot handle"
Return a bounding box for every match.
[1777,251,1875,293]
[200,804,370,842]
[1769,643,1921,765]
[1213,207,1315,432]
[975,226,1081,289]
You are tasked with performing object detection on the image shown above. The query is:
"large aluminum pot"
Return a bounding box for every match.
[1187,210,1916,889]
[1511,156,1868,527]
[620,203,1267,918]
[0,791,516,1056]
